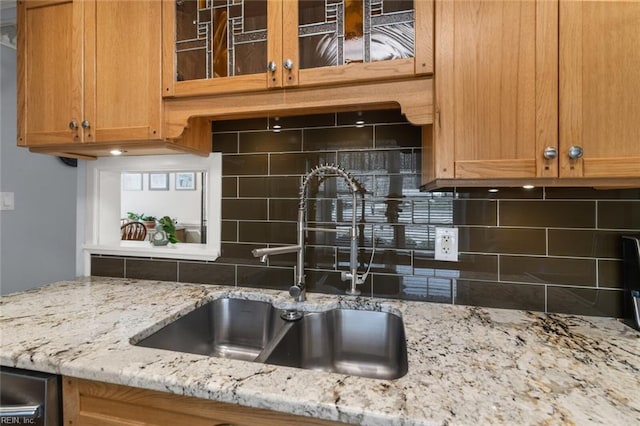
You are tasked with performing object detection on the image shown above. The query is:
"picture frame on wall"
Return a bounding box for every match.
[149,173,169,191]
[175,172,196,190]
[122,173,142,191]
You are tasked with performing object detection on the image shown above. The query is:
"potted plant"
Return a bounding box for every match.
[158,216,179,244]
[127,212,156,229]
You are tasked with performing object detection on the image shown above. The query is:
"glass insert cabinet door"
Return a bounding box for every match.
[175,0,268,81]
[297,0,414,68]
[164,0,430,97]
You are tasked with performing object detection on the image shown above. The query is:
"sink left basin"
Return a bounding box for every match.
[134,298,286,361]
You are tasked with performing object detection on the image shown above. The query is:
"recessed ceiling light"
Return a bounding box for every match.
[522,184,535,190]
[488,188,499,193]
[110,149,124,156]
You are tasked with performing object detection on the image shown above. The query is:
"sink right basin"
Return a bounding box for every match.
[264,309,408,380]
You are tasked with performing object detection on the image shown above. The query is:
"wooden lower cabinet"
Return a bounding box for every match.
[63,377,345,426]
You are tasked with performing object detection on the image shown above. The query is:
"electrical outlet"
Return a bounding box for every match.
[0,192,14,211]
[435,227,458,261]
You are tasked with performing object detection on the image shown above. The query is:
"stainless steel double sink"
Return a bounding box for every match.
[134,298,408,380]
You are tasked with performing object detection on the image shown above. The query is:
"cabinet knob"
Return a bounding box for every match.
[543,146,558,160]
[68,121,78,130]
[267,61,277,72]
[81,120,91,129]
[283,59,294,70]
[568,145,584,160]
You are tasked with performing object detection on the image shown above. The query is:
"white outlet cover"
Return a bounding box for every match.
[435,227,459,261]
[0,192,15,211]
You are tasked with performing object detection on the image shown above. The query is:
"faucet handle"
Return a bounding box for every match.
[289,285,302,298]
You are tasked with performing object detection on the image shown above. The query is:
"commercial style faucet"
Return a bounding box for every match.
[252,164,371,306]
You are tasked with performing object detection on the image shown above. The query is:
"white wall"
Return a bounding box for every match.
[0,44,77,294]
[121,172,203,225]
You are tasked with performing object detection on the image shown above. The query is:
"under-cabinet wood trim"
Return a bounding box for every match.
[296,58,416,87]
[171,74,273,98]
[421,177,640,192]
[91,127,158,142]
[421,125,435,184]
[455,159,538,179]
[179,116,214,154]
[163,77,433,139]
[27,140,208,158]
[583,158,640,178]
[63,377,345,426]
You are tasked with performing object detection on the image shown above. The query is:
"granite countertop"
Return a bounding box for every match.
[1,277,639,425]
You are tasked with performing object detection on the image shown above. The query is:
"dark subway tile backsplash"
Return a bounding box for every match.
[92,256,125,278]
[374,124,423,148]
[303,126,373,150]
[452,200,497,226]
[222,154,268,175]
[455,281,545,312]
[499,200,596,228]
[548,229,630,259]
[459,228,547,255]
[211,132,238,153]
[222,177,237,197]
[178,262,235,285]
[547,287,624,318]
[221,199,268,221]
[126,259,178,282]
[500,256,596,286]
[238,176,301,198]
[413,252,498,281]
[597,201,640,230]
[98,110,639,318]
[239,129,302,153]
[270,152,337,175]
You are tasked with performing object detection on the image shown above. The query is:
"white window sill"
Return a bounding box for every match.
[84,241,220,262]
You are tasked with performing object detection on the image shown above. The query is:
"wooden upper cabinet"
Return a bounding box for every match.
[18,0,162,148]
[430,0,557,182]
[283,0,432,88]
[163,0,432,98]
[18,0,83,146]
[559,0,640,179]
[163,0,279,97]
[85,0,163,143]
[425,0,640,188]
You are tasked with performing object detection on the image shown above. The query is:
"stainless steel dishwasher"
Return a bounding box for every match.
[0,366,60,425]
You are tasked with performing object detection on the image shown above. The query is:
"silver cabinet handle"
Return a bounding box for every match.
[267,61,277,72]
[568,145,584,160]
[81,120,90,129]
[543,146,558,160]
[283,59,294,70]
[0,404,41,419]
[68,121,78,130]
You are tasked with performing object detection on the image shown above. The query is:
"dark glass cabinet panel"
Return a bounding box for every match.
[298,0,415,69]
[175,0,268,81]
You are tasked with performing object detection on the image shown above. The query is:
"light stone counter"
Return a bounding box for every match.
[1,277,638,425]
